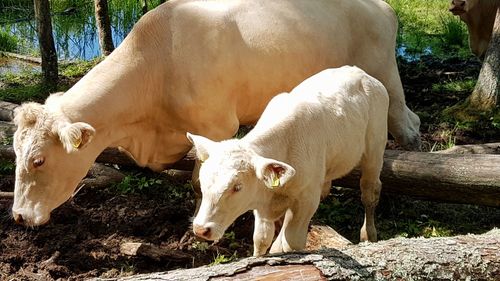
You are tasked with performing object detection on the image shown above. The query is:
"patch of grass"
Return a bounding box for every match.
[114,173,163,194]
[432,79,476,93]
[0,30,18,52]
[314,188,500,243]
[209,252,237,266]
[59,58,101,78]
[387,0,471,59]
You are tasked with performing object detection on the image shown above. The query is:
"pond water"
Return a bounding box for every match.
[1,0,162,61]
[0,57,40,74]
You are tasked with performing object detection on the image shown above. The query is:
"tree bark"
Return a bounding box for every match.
[94,0,115,56]
[468,8,500,110]
[100,229,500,281]
[34,0,58,89]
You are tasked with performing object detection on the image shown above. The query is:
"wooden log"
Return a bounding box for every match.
[97,228,500,281]
[0,51,42,64]
[333,150,500,207]
[120,242,192,262]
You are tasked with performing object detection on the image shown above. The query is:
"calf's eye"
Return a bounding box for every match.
[33,157,45,168]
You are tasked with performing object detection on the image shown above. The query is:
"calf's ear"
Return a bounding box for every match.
[253,156,295,189]
[186,132,215,162]
[57,122,96,153]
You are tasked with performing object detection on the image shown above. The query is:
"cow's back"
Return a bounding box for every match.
[131,0,398,137]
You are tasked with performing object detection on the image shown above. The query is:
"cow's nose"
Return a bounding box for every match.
[193,224,211,239]
[13,213,24,225]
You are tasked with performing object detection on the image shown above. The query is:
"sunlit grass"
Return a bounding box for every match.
[387,0,470,58]
[432,79,476,93]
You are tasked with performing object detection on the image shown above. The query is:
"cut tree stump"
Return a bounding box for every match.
[96,228,500,281]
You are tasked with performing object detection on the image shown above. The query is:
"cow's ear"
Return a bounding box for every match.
[186,132,215,162]
[253,156,295,189]
[58,122,95,153]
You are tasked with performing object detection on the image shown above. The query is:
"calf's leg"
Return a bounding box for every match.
[253,210,275,256]
[359,151,384,242]
[270,191,320,253]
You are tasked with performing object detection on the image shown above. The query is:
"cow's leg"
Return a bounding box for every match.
[359,146,384,242]
[253,210,275,256]
[271,190,320,253]
[382,62,421,150]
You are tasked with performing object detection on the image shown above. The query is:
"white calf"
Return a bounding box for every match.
[188,66,388,256]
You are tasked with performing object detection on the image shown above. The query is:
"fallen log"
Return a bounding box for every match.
[435,142,500,154]
[97,228,500,281]
[333,150,500,207]
[0,51,42,64]
[1,143,499,206]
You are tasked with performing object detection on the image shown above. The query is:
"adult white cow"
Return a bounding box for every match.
[12,0,420,226]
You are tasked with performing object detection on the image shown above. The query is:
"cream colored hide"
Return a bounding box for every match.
[189,66,388,256]
[12,0,418,226]
[449,0,499,59]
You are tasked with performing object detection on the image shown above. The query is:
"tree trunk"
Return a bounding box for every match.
[468,8,500,110]
[139,0,148,15]
[94,0,115,56]
[102,229,500,281]
[34,0,58,89]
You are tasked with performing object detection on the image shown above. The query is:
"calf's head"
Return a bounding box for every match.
[12,102,96,226]
[187,133,295,241]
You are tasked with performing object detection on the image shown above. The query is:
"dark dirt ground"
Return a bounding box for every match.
[1,56,499,280]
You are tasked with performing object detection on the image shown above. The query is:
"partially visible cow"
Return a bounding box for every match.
[449,0,499,59]
[12,0,420,227]
[189,66,388,256]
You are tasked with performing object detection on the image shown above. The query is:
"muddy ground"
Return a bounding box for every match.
[1,56,499,280]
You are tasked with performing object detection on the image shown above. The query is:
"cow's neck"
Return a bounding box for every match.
[57,48,187,168]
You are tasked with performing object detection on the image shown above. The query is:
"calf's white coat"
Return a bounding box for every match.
[189,66,388,256]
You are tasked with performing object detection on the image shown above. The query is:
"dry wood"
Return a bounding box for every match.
[0,192,13,198]
[98,229,500,281]
[120,242,192,262]
[306,225,352,251]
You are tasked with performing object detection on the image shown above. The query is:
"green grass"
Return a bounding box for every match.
[432,79,476,93]
[0,31,17,52]
[314,189,500,242]
[0,159,15,175]
[387,0,471,59]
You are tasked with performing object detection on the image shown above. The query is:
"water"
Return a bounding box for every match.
[1,0,160,61]
[0,57,40,74]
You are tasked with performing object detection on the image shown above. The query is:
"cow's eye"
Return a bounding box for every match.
[232,184,242,193]
[33,157,45,168]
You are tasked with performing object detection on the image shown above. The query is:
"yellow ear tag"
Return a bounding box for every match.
[271,174,280,188]
[72,138,82,149]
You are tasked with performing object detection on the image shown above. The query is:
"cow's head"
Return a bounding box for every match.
[187,133,295,241]
[12,100,96,226]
